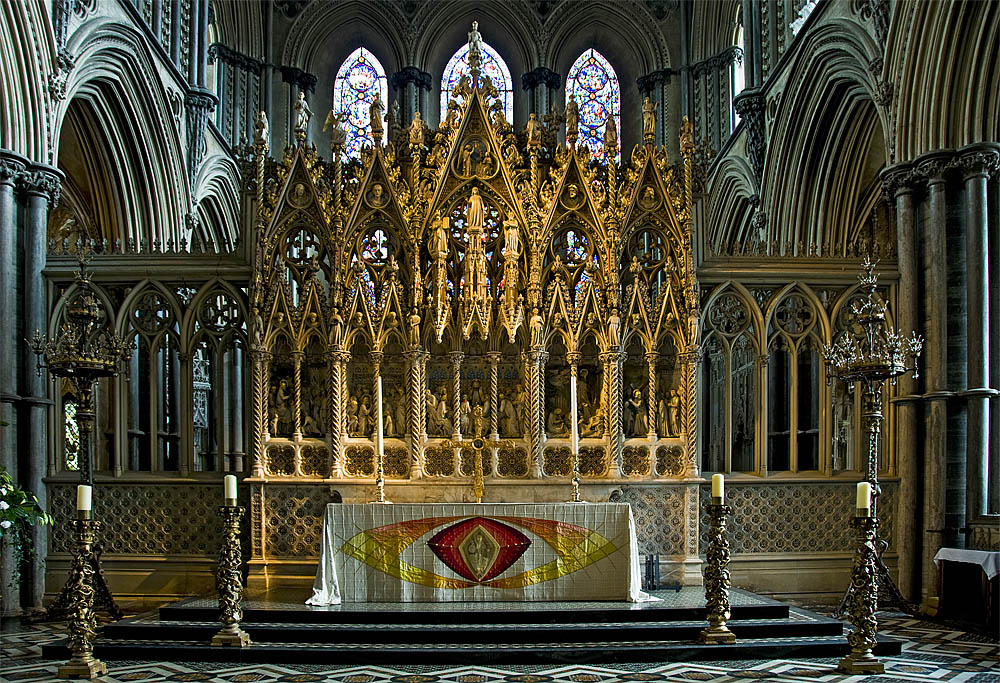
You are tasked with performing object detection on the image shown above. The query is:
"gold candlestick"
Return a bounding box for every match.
[57,515,108,679]
[837,515,883,674]
[443,435,513,504]
[211,505,251,647]
[699,502,737,644]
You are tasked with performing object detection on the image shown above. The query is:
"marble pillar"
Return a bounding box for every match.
[0,152,25,615]
[19,165,62,609]
[521,68,561,124]
[918,155,950,605]
[959,148,999,523]
[883,162,921,601]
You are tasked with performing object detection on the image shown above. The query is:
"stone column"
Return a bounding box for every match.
[19,165,62,609]
[645,352,659,440]
[405,349,426,478]
[960,148,999,523]
[918,155,950,604]
[522,350,546,477]
[882,162,921,600]
[291,351,304,442]
[488,352,501,441]
[389,67,431,128]
[0,152,24,615]
[187,0,200,84]
[250,349,269,478]
[521,68,561,122]
[169,0,182,66]
[230,345,245,471]
[601,350,624,477]
[449,352,463,440]
[177,351,193,475]
[325,346,344,477]
[370,351,383,442]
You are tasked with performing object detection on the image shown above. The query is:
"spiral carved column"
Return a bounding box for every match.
[370,351,384,441]
[340,351,351,440]
[250,350,270,478]
[523,350,544,477]
[488,352,500,441]
[291,351,304,443]
[450,351,464,439]
[680,349,701,476]
[327,346,344,477]
[406,349,426,477]
[645,351,658,441]
[602,350,624,477]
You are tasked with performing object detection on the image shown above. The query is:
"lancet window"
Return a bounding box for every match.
[731,23,745,130]
[766,290,823,473]
[333,47,389,158]
[701,289,759,474]
[441,42,513,123]
[567,49,621,162]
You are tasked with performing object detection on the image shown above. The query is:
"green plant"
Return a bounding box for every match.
[0,466,54,587]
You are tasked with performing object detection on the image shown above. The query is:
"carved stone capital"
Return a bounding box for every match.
[915,152,954,185]
[957,148,1000,181]
[208,43,263,74]
[521,67,561,91]
[879,163,917,200]
[637,68,672,94]
[279,66,317,93]
[487,351,502,365]
[734,90,766,185]
[0,154,26,185]
[390,66,432,91]
[18,166,63,207]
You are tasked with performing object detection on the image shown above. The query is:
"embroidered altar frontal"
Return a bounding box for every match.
[307,503,645,603]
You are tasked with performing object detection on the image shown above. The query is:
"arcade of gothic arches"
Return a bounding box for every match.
[0,0,997,613]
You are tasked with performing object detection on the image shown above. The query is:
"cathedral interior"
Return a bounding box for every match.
[0,0,998,666]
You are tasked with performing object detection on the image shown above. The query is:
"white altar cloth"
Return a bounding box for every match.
[307,503,648,604]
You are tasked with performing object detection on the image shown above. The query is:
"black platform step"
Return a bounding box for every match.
[97,609,842,645]
[42,634,902,665]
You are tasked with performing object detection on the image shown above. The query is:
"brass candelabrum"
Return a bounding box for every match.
[699,501,737,644]
[57,512,108,680]
[32,247,131,622]
[823,258,922,618]
[374,449,387,503]
[837,515,883,674]
[211,503,251,647]
[570,449,582,503]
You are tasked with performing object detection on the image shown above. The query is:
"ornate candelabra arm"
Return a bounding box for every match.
[837,516,883,674]
[699,503,737,644]
[211,505,251,647]
[57,516,108,679]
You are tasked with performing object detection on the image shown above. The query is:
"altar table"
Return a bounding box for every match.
[307,503,647,604]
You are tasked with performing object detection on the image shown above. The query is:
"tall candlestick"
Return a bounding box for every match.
[712,473,724,500]
[376,375,384,456]
[570,372,579,455]
[856,482,872,516]
[224,474,237,502]
[76,485,92,512]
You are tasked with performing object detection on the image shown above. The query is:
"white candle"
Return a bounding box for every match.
[712,473,724,500]
[224,474,237,502]
[856,482,872,516]
[570,372,579,455]
[76,485,92,512]
[376,376,384,456]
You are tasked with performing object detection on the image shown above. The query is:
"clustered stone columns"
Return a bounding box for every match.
[880,143,999,607]
[521,68,561,122]
[0,150,63,612]
[390,67,432,129]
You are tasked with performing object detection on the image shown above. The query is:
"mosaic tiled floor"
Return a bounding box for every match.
[2,612,997,682]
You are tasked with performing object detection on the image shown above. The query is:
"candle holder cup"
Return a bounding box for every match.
[699,503,737,645]
[211,505,251,648]
[57,518,108,679]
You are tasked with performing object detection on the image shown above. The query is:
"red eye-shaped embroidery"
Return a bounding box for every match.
[427,517,531,582]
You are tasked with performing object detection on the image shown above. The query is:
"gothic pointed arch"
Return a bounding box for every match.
[566,49,621,162]
[440,40,513,123]
[334,47,389,157]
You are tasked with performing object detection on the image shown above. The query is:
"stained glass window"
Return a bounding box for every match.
[64,397,80,471]
[567,49,620,162]
[333,47,388,158]
[731,24,745,131]
[440,42,513,124]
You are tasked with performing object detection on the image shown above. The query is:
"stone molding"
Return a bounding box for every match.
[521,67,561,91]
[280,66,317,93]
[390,66,432,92]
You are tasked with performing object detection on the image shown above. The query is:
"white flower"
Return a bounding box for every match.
[0,501,8,510]
[0,520,11,529]
[0,487,7,496]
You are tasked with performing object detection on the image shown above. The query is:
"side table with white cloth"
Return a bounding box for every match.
[307,503,651,604]
[932,547,1000,631]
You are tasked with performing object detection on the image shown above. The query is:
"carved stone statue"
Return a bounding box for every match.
[467,186,485,231]
[323,110,347,150]
[471,405,486,438]
[347,395,359,434]
[564,93,579,141]
[603,114,618,154]
[626,388,646,437]
[525,112,542,148]
[658,394,669,437]
[503,213,520,258]
[429,213,448,260]
[467,21,483,71]
[253,111,269,148]
[357,396,371,436]
[395,389,407,437]
[547,407,567,436]
[409,111,424,148]
[293,91,312,141]
[642,96,656,139]
[369,93,384,144]
[499,391,518,436]
[667,389,681,436]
